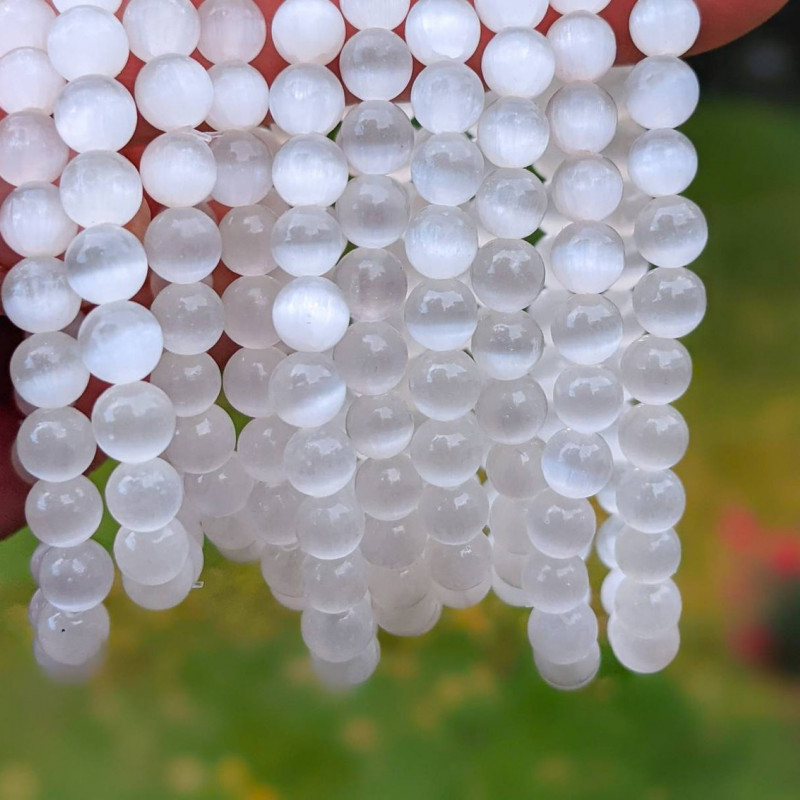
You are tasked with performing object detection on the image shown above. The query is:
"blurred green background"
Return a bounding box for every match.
[3,15,800,800]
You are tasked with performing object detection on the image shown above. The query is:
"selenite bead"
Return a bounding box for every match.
[205,61,269,131]
[471,239,545,313]
[471,311,544,381]
[629,0,700,57]
[410,133,483,207]
[340,0,409,29]
[534,642,601,691]
[551,294,623,365]
[528,603,598,664]
[361,513,426,569]
[105,458,183,532]
[140,132,217,209]
[616,526,681,584]
[284,426,357,498]
[549,222,624,294]
[521,550,590,614]
[0,182,76,258]
[59,151,142,229]
[429,533,491,595]
[339,102,414,177]
[625,56,699,129]
[608,614,679,673]
[346,393,414,460]
[409,414,484,488]
[113,519,190,586]
[272,276,350,353]
[616,468,685,533]
[620,336,692,404]
[550,0,610,11]
[404,205,477,279]
[335,248,407,322]
[271,207,344,277]
[474,0,548,31]
[150,352,221,418]
[78,301,163,385]
[272,135,347,207]
[53,75,137,154]
[2,257,79,334]
[614,576,682,636]
[184,453,255,518]
[197,0,266,63]
[633,267,706,339]
[0,47,64,114]
[270,64,344,136]
[551,155,623,221]
[123,0,200,61]
[405,0,480,64]
[37,603,109,666]
[596,514,623,569]
[151,283,224,356]
[210,130,273,207]
[260,540,304,595]
[134,54,213,132]
[405,279,478,351]
[271,0,344,65]
[237,416,294,484]
[304,551,368,612]
[17,407,95,482]
[221,275,280,348]
[339,29,412,104]
[553,365,623,433]
[476,168,548,239]
[30,542,51,586]
[408,350,481,421]
[481,29,555,99]
[0,0,54,57]
[9,331,88,409]
[268,352,345,427]
[372,590,441,636]
[333,321,408,396]
[246,483,300,547]
[542,429,613,499]
[26,477,102,548]
[634,195,708,269]
[145,207,222,284]
[547,11,616,83]
[222,347,283,418]
[478,99,550,172]
[628,129,698,197]
[92,381,175,463]
[301,595,375,663]
[619,403,688,471]
[490,495,533,555]
[369,558,431,609]
[64,224,147,305]
[547,82,617,155]
[475,377,547,444]
[219,205,277,276]
[336,175,410,248]
[355,454,423,522]
[486,439,546,500]
[0,111,68,187]
[411,61,484,134]
[419,477,488,545]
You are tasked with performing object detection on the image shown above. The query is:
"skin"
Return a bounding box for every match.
[0,0,790,537]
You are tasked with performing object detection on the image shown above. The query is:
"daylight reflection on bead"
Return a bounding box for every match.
[268,352,345,428]
[271,0,345,66]
[105,458,183,533]
[547,82,617,155]
[553,365,623,434]
[355,454,423,522]
[359,514,423,570]
[405,0,480,65]
[411,61,484,134]
[37,603,109,667]
[339,29,413,103]
[542,429,613,499]
[284,426,357,498]
[0,111,68,188]
[333,322,408,396]
[221,275,280,349]
[429,532,491,594]
[26,477,103,548]
[205,61,269,131]
[614,576,681,637]
[632,267,706,339]
[150,353,221,418]
[404,205,477,279]
[335,248,407,322]
[418,478,488,546]
[476,168,548,239]
[486,440,545,500]
[620,336,692,405]
[184,453,255,518]
[528,603,598,664]
[522,550,590,614]
[301,595,375,663]
[547,12,616,83]
[618,404,688,471]
[113,519,190,586]
[471,240,545,314]
[471,311,544,381]
[237,416,295,485]
[616,468,685,533]
[551,156,623,222]
[0,0,55,58]
[304,551,368,613]
[336,175,410,248]
[476,378,547,445]
[152,282,223,356]
[272,135,347,208]
[625,57,699,130]
[635,195,707,269]
[551,294,624,365]
[222,347,283,418]
[628,129,698,197]
[616,526,681,584]
[408,350,482,421]
[0,47,64,114]
[219,205,277,276]
[482,29,555,100]
[271,207,344,277]
[629,0,700,57]
[197,0,267,64]
[405,279,478,351]
[210,130,273,207]
[549,222,624,294]
[346,394,414,460]
[478,97,550,170]
[122,0,201,61]
[411,133,483,207]
[165,405,236,474]
[270,64,344,136]
[409,415,484,488]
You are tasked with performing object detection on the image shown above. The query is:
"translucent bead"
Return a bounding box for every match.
[411,61,484,134]
[210,130,272,207]
[92,382,176,463]
[333,321,408,396]
[476,378,547,444]
[301,595,375,663]
[419,477,488,545]
[10,332,89,409]
[113,519,190,586]
[0,0,55,57]
[620,336,692,404]
[17,408,95,483]
[619,404,688,471]
[150,352,221,418]
[271,207,344,277]
[269,64,344,136]
[632,267,706,339]
[551,294,623,365]
[272,276,350,353]
[549,222,624,294]
[408,350,481,421]
[369,557,430,608]
[482,29,554,99]
[372,589,441,636]
[473,0,548,31]
[37,603,109,666]
[486,439,545,500]
[553,365,623,433]
[534,642,601,690]
[304,551,368,613]
[405,279,478,351]
[0,111,68,187]
[625,56,699,129]
[122,0,201,61]
[476,168,548,239]
[165,406,236,474]
[547,82,617,155]
[404,0,480,64]
[2,257,79,334]
[284,426,357,498]
[361,513,427,569]
[0,182,77,259]
[355,454,422,521]
[336,175,410,248]
[0,47,64,114]
[522,551,590,614]
[47,5,129,81]
[409,414,484,488]
[78,301,163,385]
[489,495,531,555]
[547,11,616,83]
[140,132,217,209]
[271,0,344,65]
[122,556,195,610]
[478,97,550,170]
[629,0,700,57]
[551,155,623,221]
[105,458,183,532]
[260,541,304,593]
[616,468,685,533]
[206,61,269,131]
[429,531,491,591]
[628,129,697,197]
[245,483,299,547]
[237,416,294,485]
[272,135,347,208]
[145,207,222,284]
[338,104,412,179]
[151,282,223,357]
[223,347,284,418]
[26,477,103,548]
[221,275,280,348]
[542,429,613,499]
[608,614,679,673]
[471,240,544,313]
[339,29,412,103]
[550,0,610,11]
[616,526,681,584]
[184,453,254,518]
[340,0,409,29]
[471,311,543,382]
[346,393,414,460]
[218,205,277,276]
[635,195,707,269]
[335,248,407,322]
[268,352,345,427]
[197,0,267,63]
[404,205,477,279]
[410,133,483,207]
[528,603,598,664]
[614,576,681,637]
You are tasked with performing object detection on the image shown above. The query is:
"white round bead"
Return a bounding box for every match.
[632,267,706,338]
[628,129,698,197]
[284,426,357,498]
[152,282,224,355]
[614,576,682,636]
[621,336,692,405]
[420,479,488,546]
[476,168,548,239]
[0,182,77,258]
[619,404,688,471]
[219,205,278,276]
[551,0,610,10]
[0,48,64,114]
[37,603,109,667]
[301,595,375,663]
[486,440,545,500]
[607,614,679,674]
[334,321,408,396]
[53,0,121,11]
[547,82,618,154]
[17,407,95,482]
[221,275,281,348]
[341,0,409,29]
[356,454,423,522]
[630,0,700,57]
[237,416,294,484]
[404,205,478,279]
[471,311,544,381]
[411,132,484,206]
[114,519,190,586]
[478,97,550,169]
[339,101,414,177]
[526,489,595,560]
[410,415,485,488]
[268,351,345,427]
[184,453,255,518]
[271,0,345,65]
[411,61,484,134]
[304,551,369,612]
[165,406,235,474]
[553,365,623,433]
[123,0,200,61]
[625,56,699,129]
[39,541,114,613]
[521,550,590,614]
[615,526,681,584]
[616,468,685,533]
[223,347,283,417]
[551,293,623,365]
[339,29,413,101]
[197,0,267,64]
[210,130,273,207]
[0,0,55,57]
[550,222,625,294]
[0,111,68,187]
[547,11,616,83]
[475,377,547,444]
[551,155,623,221]
[408,350,481,421]
[346,393,414,460]
[473,0,548,32]
[149,352,221,418]
[269,64,344,136]
[106,458,183,532]
[482,29,555,99]
[271,207,344,277]
[470,239,545,313]
[140,132,217,208]
[542,428,613,498]
[26,476,103,548]
[336,175,410,248]
[634,195,707,268]
[206,61,270,131]
[528,604,598,665]
[405,0,481,64]
[405,279,478,351]
[335,247,407,322]
[272,134,347,207]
